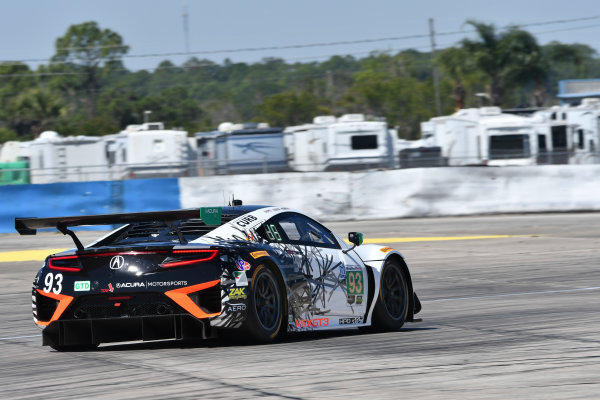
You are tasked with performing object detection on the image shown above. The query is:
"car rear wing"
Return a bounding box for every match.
[15,208,225,250]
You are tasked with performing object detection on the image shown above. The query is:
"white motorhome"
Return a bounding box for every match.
[105,122,192,179]
[28,131,110,183]
[284,114,396,172]
[529,109,576,165]
[530,98,600,164]
[0,140,32,163]
[194,122,287,175]
[421,107,538,166]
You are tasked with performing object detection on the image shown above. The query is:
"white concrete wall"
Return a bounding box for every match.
[179,165,600,221]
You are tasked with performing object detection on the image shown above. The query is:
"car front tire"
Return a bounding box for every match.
[372,258,409,331]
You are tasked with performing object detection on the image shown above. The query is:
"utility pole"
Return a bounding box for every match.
[429,18,442,116]
[326,70,334,98]
[182,1,190,54]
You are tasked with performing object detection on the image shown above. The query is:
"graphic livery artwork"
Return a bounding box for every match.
[16,203,421,350]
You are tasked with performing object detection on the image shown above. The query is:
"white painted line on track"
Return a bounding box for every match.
[423,286,600,303]
[0,334,41,341]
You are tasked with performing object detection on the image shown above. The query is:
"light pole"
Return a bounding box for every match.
[144,110,152,124]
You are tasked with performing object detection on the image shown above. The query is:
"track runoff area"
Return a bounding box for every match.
[1,213,599,399]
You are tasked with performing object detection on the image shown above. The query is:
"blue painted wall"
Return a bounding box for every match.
[0,178,181,233]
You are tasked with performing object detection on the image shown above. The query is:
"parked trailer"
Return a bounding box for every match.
[284,114,396,172]
[421,107,539,166]
[105,122,192,179]
[194,122,287,175]
[530,98,600,165]
[529,110,575,165]
[27,132,111,183]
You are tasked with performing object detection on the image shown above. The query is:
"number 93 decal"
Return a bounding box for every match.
[42,272,63,294]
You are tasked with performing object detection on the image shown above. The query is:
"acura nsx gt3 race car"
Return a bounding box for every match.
[15,203,421,350]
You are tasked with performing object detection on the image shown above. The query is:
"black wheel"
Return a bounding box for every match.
[372,259,409,331]
[241,264,284,342]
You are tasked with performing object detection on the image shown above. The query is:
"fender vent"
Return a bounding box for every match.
[190,284,222,314]
[35,292,59,322]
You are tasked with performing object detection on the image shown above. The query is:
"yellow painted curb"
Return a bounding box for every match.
[0,249,69,263]
[1,234,541,263]
[346,234,541,244]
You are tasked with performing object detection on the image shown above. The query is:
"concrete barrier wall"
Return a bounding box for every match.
[2,166,599,233]
[180,165,600,221]
[0,178,180,233]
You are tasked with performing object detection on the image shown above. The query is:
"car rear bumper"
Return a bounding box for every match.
[42,314,215,348]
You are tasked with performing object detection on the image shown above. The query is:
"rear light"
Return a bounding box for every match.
[161,249,219,268]
[48,255,82,272]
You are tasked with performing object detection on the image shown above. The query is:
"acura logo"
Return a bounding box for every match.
[109,255,125,270]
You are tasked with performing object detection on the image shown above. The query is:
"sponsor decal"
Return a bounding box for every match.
[228,287,247,300]
[339,317,363,325]
[116,282,145,289]
[74,281,90,291]
[250,251,268,259]
[102,281,188,292]
[356,295,363,304]
[339,265,346,279]
[346,270,364,295]
[236,214,257,227]
[236,259,251,271]
[101,283,115,293]
[226,303,247,313]
[380,247,394,253]
[295,318,329,328]
[200,207,222,226]
[109,255,125,270]
[146,281,188,287]
[347,295,355,305]
[233,271,248,286]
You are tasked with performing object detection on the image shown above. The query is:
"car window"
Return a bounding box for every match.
[279,221,301,240]
[260,212,339,249]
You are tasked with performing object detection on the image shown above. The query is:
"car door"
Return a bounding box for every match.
[258,212,368,326]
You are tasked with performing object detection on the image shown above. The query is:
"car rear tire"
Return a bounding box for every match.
[372,259,409,331]
[241,264,284,343]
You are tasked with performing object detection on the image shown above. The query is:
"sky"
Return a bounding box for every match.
[1,0,600,71]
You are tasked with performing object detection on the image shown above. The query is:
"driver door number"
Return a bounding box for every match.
[43,273,63,294]
[346,271,364,295]
[265,224,282,241]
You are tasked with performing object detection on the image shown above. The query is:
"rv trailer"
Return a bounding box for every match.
[194,122,287,175]
[284,114,396,172]
[421,107,539,166]
[105,122,192,179]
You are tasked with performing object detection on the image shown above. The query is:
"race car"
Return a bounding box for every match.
[15,202,421,350]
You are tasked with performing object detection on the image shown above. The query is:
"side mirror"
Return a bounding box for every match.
[348,232,364,246]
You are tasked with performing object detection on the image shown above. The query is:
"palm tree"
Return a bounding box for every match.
[460,20,543,106]
[8,88,65,136]
[436,47,471,110]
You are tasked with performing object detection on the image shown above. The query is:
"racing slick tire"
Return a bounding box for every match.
[372,258,409,331]
[241,264,284,343]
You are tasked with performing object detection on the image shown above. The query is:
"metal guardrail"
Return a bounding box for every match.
[1,151,600,185]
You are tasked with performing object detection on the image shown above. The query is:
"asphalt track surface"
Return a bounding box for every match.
[1,213,599,399]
